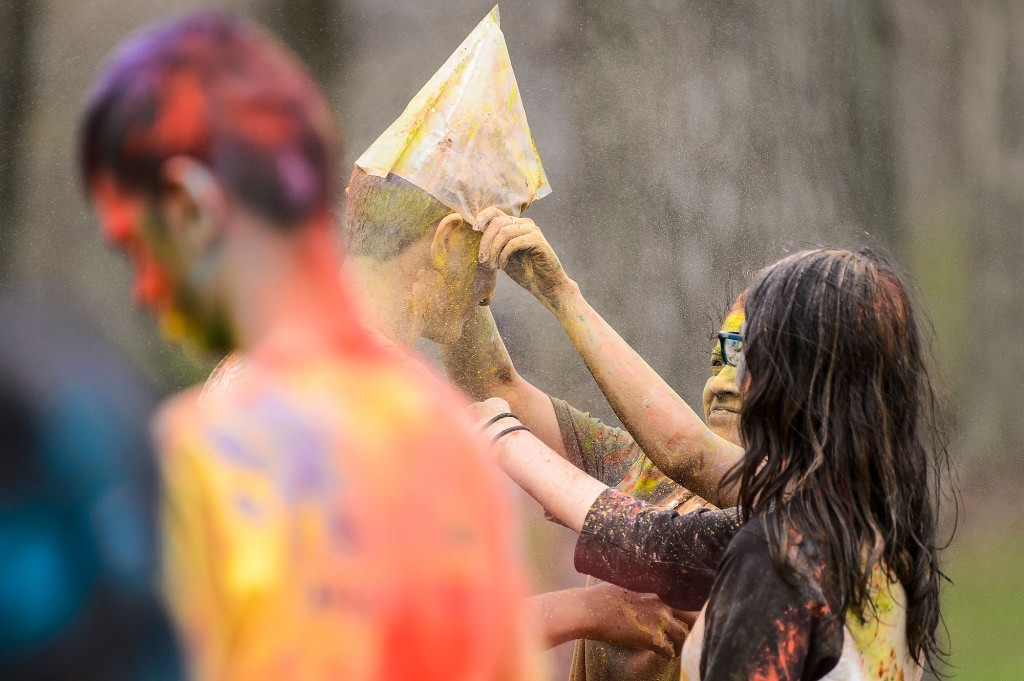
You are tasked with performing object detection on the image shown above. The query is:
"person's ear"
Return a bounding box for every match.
[159,156,228,256]
[429,213,467,270]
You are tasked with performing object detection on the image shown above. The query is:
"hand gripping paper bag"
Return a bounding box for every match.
[355,5,550,221]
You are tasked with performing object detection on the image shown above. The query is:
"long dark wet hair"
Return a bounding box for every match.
[723,247,952,671]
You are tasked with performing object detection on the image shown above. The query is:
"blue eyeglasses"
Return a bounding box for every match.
[716,331,744,367]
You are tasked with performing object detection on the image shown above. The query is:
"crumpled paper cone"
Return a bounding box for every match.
[355,5,551,221]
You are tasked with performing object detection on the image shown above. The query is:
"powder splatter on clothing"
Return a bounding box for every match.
[575,490,740,612]
[574,489,922,681]
[157,338,538,680]
[550,398,713,681]
[684,518,922,681]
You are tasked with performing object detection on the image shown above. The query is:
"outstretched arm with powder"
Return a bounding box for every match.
[472,397,739,611]
[441,305,568,457]
[470,208,743,506]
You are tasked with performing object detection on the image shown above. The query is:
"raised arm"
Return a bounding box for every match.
[441,305,567,456]
[474,208,743,506]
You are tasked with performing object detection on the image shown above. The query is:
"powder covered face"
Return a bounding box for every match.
[93,177,176,313]
[82,12,336,355]
[423,225,497,344]
[92,176,227,351]
[702,305,745,447]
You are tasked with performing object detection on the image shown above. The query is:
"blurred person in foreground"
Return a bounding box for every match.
[0,294,180,680]
[205,7,693,665]
[79,11,536,681]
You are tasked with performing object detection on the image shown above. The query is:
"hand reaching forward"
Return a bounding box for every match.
[474,207,575,313]
[585,582,692,657]
[530,582,692,657]
[471,397,694,657]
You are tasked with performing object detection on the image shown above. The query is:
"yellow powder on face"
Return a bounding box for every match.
[722,309,745,334]
[159,308,201,346]
[708,310,745,371]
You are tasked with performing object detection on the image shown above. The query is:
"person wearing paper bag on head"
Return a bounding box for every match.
[340,4,549,347]
[349,4,702,667]
[348,4,697,665]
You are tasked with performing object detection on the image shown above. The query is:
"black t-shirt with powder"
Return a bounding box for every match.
[576,489,918,681]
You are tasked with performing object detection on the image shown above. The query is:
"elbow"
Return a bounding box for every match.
[484,366,531,404]
[656,433,717,490]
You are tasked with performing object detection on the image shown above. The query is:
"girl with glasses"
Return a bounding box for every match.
[477,247,953,681]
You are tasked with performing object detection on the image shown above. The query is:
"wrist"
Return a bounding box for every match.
[568,587,600,640]
[547,278,582,319]
[570,586,613,640]
[482,413,532,451]
[529,588,592,648]
[492,425,534,468]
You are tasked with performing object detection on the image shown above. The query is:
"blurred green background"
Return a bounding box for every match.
[1,1,1021,678]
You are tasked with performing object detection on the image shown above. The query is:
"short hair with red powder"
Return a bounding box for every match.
[80,11,339,228]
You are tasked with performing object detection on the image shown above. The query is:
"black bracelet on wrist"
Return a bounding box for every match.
[483,412,518,428]
[492,424,530,443]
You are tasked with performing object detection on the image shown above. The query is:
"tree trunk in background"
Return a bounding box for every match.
[0,1,38,284]
[889,0,1024,469]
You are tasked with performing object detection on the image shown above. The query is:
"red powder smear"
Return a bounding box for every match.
[153,72,209,151]
[133,258,172,310]
[124,71,209,160]
[382,582,480,681]
[92,175,144,245]
[91,174,170,310]
[228,101,298,147]
[748,614,809,681]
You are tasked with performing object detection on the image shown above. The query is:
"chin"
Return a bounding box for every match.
[422,322,462,345]
[423,307,475,345]
[159,311,233,356]
[708,411,741,441]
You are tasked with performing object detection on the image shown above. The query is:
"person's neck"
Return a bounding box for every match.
[225,213,368,358]
[345,241,433,346]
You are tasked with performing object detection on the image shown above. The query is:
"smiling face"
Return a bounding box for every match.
[702,303,745,446]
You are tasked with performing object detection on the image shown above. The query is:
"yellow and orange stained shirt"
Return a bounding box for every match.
[155,338,538,681]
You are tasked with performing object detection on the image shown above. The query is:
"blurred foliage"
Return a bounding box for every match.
[941,533,1024,678]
